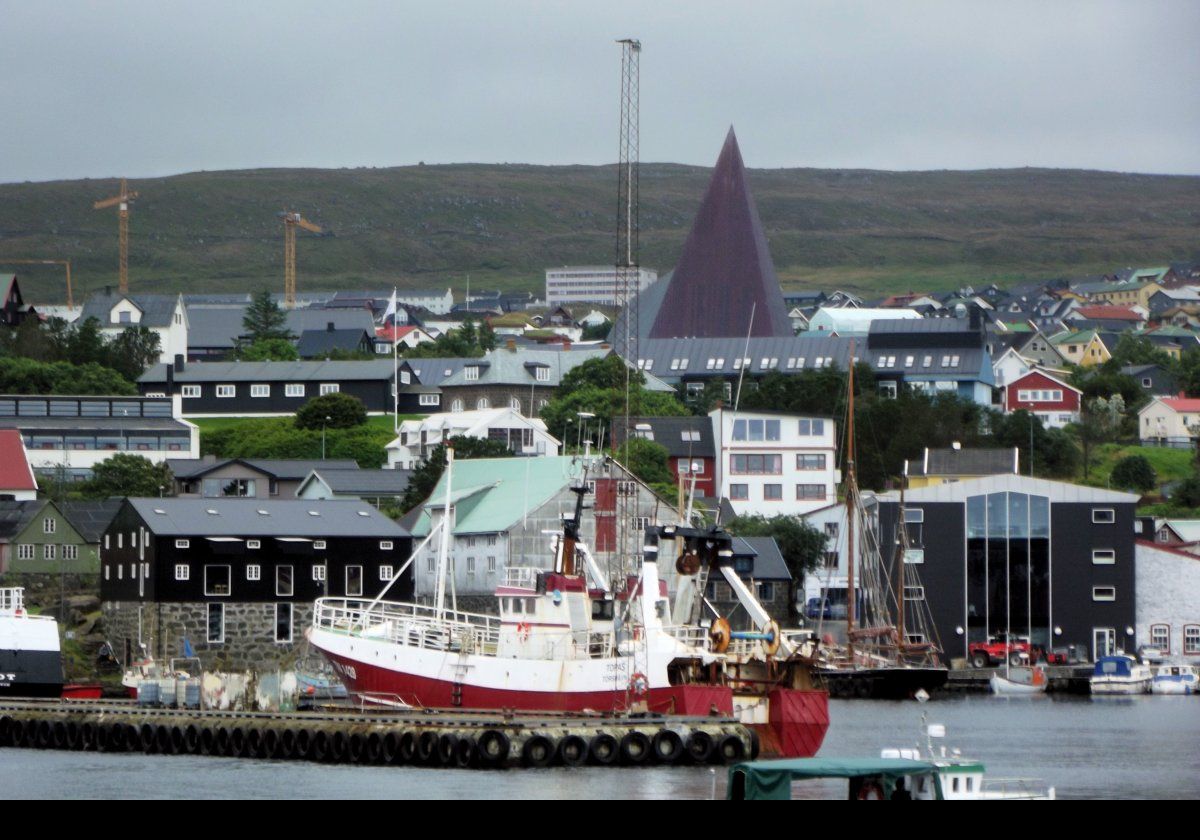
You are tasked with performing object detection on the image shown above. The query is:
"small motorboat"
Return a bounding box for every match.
[1151,665,1198,695]
[990,664,1048,695]
[1090,654,1152,695]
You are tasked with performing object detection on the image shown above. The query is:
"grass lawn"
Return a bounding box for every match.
[1080,444,1196,489]
[190,413,423,437]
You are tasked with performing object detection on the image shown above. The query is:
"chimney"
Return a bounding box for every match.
[173,354,185,373]
[506,338,517,352]
[327,321,335,332]
[104,285,112,297]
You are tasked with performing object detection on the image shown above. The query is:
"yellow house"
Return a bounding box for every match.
[1050,329,1110,367]
[904,446,1020,489]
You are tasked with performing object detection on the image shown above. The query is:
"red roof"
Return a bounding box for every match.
[1074,305,1144,321]
[1161,397,1200,412]
[375,325,419,342]
[0,430,37,492]
[1008,368,1080,394]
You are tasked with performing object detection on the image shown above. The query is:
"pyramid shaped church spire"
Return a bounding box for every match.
[648,128,793,339]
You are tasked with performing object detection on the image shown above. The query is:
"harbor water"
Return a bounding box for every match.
[2,695,1197,799]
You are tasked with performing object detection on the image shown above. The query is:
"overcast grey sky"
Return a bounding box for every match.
[2,0,1197,183]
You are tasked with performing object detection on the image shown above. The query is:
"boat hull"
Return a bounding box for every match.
[0,648,64,699]
[990,674,1047,695]
[1150,677,1197,695]
[819,667,949,699]
[1090,678,1151,695]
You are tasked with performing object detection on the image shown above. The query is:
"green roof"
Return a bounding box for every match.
[1050,329,1098,345]
[727,757,945,800]
[411,456,586,536]
[997,321,1034,333]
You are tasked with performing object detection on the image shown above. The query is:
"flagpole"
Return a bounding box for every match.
[391,287,399,434]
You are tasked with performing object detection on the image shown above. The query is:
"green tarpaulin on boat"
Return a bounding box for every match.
[727,757,944,800]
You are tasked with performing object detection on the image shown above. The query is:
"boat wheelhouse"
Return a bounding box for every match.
[1090,654,1152,695]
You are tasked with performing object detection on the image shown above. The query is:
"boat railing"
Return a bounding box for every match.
[502,567,539,590]
[979,777,1054,800]
[314,597,501,654]
[663,624,712,649]
[538,629,617,660]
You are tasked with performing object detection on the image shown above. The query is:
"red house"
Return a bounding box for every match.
[613,416,716,499]
[1004,369,1082,429]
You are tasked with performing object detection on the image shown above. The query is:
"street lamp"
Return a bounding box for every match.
[321,415,332,459]
[577,411,596,451]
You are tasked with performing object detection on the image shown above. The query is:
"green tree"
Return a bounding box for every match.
[725,514,828,618]
[1072,395,1125,479]
[294,392,368,430]
[988,409,1079,478]
[67,318,107,366]
[1172,475,1200,509]
[614,437,673,488]
[478,321,498,352]
[398,436,515,512]
[237,338,299,361]
[1110,455,1157,492]
[83,454,173,499]
[106,326,162,380]
[242,290,293,342]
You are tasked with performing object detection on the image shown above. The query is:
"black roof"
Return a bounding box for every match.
[0,500,43,540]
[59,500,124,543]
[906,447,1018,477]
[613,416,715,458]
[167,458,361,481]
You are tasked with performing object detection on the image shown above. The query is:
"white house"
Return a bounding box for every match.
[991,347,1033,389]
[1135,540,1200,659]
[396,288,454,315]
[807,307,921,335]
[578,310,612,329]
[1138,397,1200,446]
[709,408,839,517]
[386,407,560,469]
[799,495,879,607]
[78,291,189,365]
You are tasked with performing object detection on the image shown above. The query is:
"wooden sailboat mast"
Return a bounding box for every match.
[845,344,856,665]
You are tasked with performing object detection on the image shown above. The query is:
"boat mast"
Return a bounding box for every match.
[846,343,856,666]
[434,445,455,620]
[896,483,907,656]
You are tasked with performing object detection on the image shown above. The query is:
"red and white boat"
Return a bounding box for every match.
[309,450,828,757]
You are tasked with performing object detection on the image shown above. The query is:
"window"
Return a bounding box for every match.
[43,517,56,534]
[1150,624,1170,654]
[380,565,394,581]
[450,398,464,413]
[904,586,925,601]
[275,603,293,643]
[535,367,549,382]
[758,582,775,602]
[346,566,363,597]
[247,539,261,549]
[171,563,189,581]
[1092,586,1116,602]
[764,484,783,501]
[216,384,236,398]
[797,454,826,470]
[466,556,476,575]
[181,385,201,399]
[464,366,480,381]
[798,419,825,436]
[730,454,782,474]
[1184,626,1200,655]
[175,539,189,549]
[319,383,339,395]
[796,484,826,500]
[1092,508,1115,524]
[17,544,34,561]
[488,556,497,573]
[313,540,326,550]
[276,565,294,596]
[312,564,327,582]
[204,565,231,596]
[247,384,269,399]
[729,484,749,501]
[63,545,77,561]
[419,393,439,406]
[247,564,261,581]
[207,604,224,644]
[823,551,839,569]
[1092,549,1116,565]
[285,383,305,398]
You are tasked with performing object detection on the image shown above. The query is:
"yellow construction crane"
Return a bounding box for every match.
[93,178,138,294]
[1,259,74,308]
[279,211,324,309]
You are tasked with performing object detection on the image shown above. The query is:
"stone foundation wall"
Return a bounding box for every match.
[103,601,314,672]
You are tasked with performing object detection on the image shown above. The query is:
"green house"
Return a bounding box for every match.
[0,499,118,575]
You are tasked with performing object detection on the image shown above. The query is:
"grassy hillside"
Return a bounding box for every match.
[2,163,1198,305]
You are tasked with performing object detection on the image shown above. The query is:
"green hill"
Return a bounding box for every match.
[2,164,1198,305]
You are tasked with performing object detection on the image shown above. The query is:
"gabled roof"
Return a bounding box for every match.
[296,328,373,358]
[1008,368,1080,394]
[1072,305,1144,322]
[167,457,360,481]
[1158,520,1200,544]
[1156,397,1200,413]
[58,500,124,543]
[648,129,793,339]
[300,468,411,496]
[0,430,37,492]
[613,415,716,459]
[906,447,1018,478]
[893,474,1138,504]
[440,347,609,389]
[389,408,553,449]
[410,456,587,536]
[79,291,181,329]
[0,500,44,540]
[126,498,409,537]
[140,359,396,384]
[733,536,791,581]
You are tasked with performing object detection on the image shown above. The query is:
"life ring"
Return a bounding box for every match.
[629,672,649,698]
[857,781,885,801]
[517,622,531,642]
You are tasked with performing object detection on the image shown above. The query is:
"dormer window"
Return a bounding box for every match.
[465,366,480,381]
[535,367,549,382]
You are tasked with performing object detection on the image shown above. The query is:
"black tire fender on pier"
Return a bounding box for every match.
[0,715,12,746]
[476,729,510,768]
[80,721,97,751]
[619,731,651,766]
[200,727,218,755]
[229,727,247,757]
[556,734,589,768]
[685,730,714,764]
[717,734,746,764]
[309,730,330,763]
[346,732,365,764]
[262,728,281,759]
[246,728,264,758]
[521,734,555,768]
[184,724,201,754]
[437,732,459,766]
[588,732,618,766]
[51,720,68,749]
[137,723,155,753]
[747,728,761,761]
[36,719,53,749]
[364,732,383,764]
[280,728,299,760]
[651,730,684,764]
[214,726,231,756]
[381,731,400,764]
[455,735,478,769]
[155,725,173,754]
[328,731,348,763]
[417,730,440,765]
[398,731,418,764]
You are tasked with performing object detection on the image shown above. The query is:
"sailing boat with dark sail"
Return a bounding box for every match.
[816,353,949,699]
